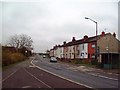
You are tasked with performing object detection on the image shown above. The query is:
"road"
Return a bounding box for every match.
[2,56,93,89]
[31,54,119,89]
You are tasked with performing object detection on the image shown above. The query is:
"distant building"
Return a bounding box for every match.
[49,49,54,57]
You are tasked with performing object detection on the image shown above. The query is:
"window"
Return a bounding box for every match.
[81,53,84,56]
[92,44,95,48]
[92,54,95,58]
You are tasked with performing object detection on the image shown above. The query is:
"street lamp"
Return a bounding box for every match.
[106,45,109,69]
[85,17,98,63]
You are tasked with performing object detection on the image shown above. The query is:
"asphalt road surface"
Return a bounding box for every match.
[31,54,119,89]
[2,56,93,90]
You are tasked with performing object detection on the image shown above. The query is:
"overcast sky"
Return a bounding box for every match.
[1,0,119,53]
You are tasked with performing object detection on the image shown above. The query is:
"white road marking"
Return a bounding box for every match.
[87,73,118,81]
[29,65,35,68]
[2,69,19,83]
[22,86,31,88]
[23,68,54,89]
[31,60,93,89]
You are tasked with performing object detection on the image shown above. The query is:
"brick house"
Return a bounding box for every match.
[97,32,120,68]
[49,31,120,68]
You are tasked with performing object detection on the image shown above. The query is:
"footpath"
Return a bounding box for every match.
[58,60,119,80]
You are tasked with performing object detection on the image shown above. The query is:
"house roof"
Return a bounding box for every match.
[50,32,112,50]
[64,33,110,46]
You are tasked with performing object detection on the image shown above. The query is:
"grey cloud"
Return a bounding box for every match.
[2,1,118,52]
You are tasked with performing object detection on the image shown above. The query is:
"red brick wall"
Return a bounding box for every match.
[88,42,95,59]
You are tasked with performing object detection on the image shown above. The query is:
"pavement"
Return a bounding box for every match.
[3,67,91,89]
[58,60,120,76]
[2,55,119,89]
[2,56,93,89]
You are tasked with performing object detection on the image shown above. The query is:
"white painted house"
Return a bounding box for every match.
[79,43,88,59]
[60,46,64,59]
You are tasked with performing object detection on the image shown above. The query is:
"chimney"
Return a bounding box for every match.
[113,32,116,37]
[58,44,60,47]
[84,35,88,41]
[101,31,105,36]
[72,37,76,42]
[63,41,66,45]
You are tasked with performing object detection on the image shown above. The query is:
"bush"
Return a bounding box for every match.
[2,51,12,66]
[2,51,26,66]
[10,53,26,63]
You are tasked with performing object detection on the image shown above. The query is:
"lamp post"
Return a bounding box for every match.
[106,45,109,69]
[85,17,98,63]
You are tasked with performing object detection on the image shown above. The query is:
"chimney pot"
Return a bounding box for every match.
[113,32,116,37]
[84,35,88,41]
[72,37,76,42]
[101,31,105,36]
[63,41,66,45]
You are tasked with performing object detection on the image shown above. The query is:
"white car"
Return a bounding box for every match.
[50,57,57,62]
[43,55,46,58]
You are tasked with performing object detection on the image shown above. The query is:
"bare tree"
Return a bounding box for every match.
[8,34,20,48]
[8,34,33,49]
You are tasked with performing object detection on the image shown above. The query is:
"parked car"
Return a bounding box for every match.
[50,57,57,62]
[43,55,46,58]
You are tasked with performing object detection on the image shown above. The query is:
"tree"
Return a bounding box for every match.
[8,34,33,49]
[8,34,20,48]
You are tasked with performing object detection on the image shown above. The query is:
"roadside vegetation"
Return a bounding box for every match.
[71,60,97,68]
[60,59,97,68]
[2,50,27,67]
[2,34,33,67]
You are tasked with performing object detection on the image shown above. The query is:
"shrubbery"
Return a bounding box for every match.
[2,51,26,66]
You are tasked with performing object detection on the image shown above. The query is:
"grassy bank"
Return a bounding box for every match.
[69,59,97,68]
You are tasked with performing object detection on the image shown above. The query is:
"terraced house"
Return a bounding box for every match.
[49,31,120,68]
